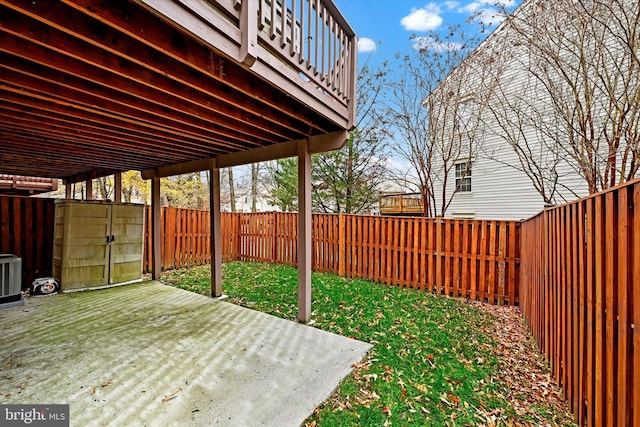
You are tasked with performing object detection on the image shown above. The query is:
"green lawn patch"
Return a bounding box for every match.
[161,262,571,426]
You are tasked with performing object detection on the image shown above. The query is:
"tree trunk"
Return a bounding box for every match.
[251,163,259,213]
[228,168,236,213]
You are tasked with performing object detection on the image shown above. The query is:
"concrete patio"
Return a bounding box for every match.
[0,282,371,426]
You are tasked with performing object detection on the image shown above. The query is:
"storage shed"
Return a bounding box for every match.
[52,200,145,292]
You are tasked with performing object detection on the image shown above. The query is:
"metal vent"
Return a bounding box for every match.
[0,254,22,303]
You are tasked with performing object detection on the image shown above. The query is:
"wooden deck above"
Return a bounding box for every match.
[0,0,357,182]
[379,193,425,216]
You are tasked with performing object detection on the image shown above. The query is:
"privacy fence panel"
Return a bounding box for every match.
[520,179,640,427]
[143,209,520,305]
[0,195,55,288]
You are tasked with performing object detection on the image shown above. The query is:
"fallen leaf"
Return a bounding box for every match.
[162,388,182,403]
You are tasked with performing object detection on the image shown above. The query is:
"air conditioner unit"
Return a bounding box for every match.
[0,254,22,304]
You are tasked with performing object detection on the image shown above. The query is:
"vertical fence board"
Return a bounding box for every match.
[604,192,616,427]
[633,186,640,427]
[594,196,605,427]
[616,187,629,427]
[586,197,595,426]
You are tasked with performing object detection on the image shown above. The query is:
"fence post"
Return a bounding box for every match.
[338,213,345,276]
[272,212,278,263]
[435,216,443,291]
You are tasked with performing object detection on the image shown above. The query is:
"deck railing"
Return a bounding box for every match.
[198,0,357,127]
[256,0,355,106]
[379,193,425,216]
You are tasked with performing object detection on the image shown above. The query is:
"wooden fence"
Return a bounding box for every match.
[519,179,640,427]
[145,209,521,305]
[0,195,55,288]
[4,186,638,425]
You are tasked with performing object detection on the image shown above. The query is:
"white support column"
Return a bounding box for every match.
[210,161,223,297]
[151,177,161,280]
[297,139,312,322]
[114,172,122,203]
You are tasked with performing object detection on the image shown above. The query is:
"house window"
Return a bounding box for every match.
[455,161,472,193]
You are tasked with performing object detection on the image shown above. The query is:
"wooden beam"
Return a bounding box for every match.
[1,60,274,150]
[65,183,72,199]
[210,161,223,297]
[151,177,161,280]
[141,131,348,179]
[297,138,312,323]
[62,168,125,185]
[85,179,93,200]
[141,158,215,180]
[216,131,348,169]
[239,0,257,66]
[114,172,122,203]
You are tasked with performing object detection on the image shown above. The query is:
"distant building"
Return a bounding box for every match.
[0,175,59,196]
[422,0,636,220]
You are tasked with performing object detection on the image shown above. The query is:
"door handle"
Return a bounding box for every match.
[106,235,115,243]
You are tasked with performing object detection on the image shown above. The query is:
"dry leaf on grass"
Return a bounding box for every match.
[467,301,576,425]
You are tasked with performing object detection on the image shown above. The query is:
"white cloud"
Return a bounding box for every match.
[411,36,463,52]
[443,1,460,10]
[400,4,443,32]
[358,37,377,53]
[458,1,510,27]
[473,8,507,26]
[484,0,515,6]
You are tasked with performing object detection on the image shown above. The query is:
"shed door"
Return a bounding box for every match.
[64,203,111,289]
[109,204,144,284]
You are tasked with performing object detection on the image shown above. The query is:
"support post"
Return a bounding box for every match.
[151,177,161,280]
[238,0,257,66]
[85,179,93,200]
[297,139,312,322]
[210,161,223,297]
[65,183,72,199]
[114,172,122,203]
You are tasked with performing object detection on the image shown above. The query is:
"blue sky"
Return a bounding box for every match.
[333,0,522,66]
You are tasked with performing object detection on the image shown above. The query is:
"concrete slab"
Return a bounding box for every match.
[0,282,371,426]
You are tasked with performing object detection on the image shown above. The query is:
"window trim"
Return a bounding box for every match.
[455,160,472,193]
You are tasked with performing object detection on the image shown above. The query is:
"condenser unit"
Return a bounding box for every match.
[0,254,22,304]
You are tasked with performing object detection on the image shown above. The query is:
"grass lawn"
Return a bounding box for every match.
[161,262,575,426]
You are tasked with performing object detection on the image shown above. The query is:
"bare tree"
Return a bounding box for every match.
[96,176,113,200]
[388,26,497,216]
[250,163,259,212]
[503,0,640,193]
[227,167,236,212]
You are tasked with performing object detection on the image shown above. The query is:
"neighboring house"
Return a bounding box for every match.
[425,0,637,220]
